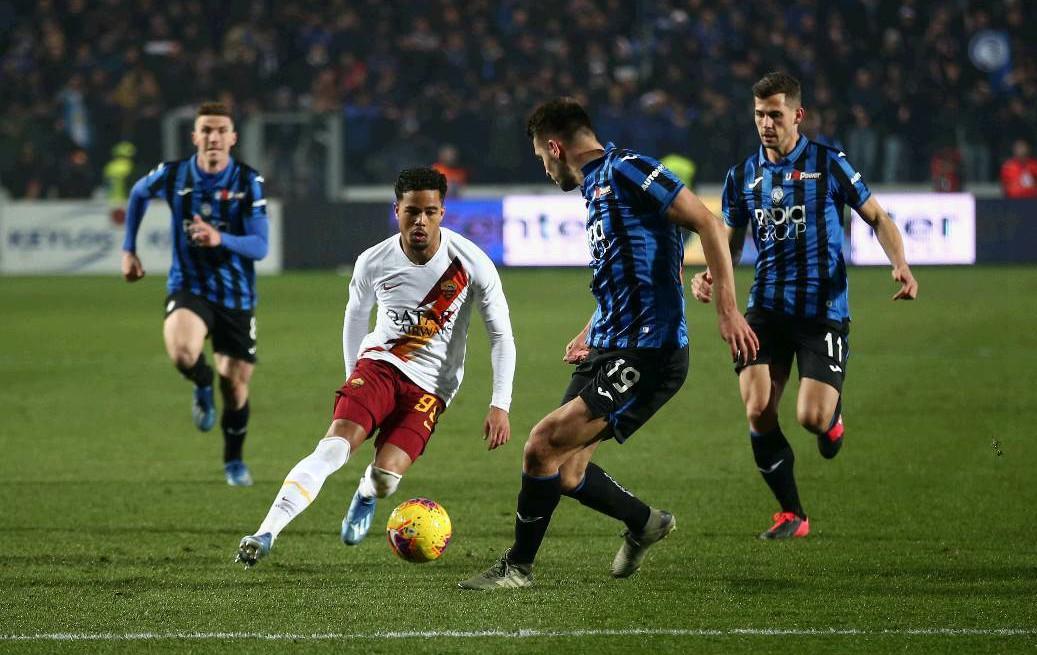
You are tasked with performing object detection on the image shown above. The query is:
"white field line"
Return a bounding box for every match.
[0,628,1035,641]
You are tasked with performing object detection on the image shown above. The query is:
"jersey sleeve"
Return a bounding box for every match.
[220,170,269,261]
[121,162,171,252]
[342,250,377,376]
[828,150,872,211]
[612,153,685,216]
[470,247,515,412]
[721,166,747,228]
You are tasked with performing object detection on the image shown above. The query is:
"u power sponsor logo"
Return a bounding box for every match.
[754,204,807,241]
[640,164,665,191]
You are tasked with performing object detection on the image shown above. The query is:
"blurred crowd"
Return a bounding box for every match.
[1,0,1035,199]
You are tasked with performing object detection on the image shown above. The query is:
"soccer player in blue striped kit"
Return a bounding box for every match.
[692,72,918,539]
[460,98,759,589]
[121,102,269,486]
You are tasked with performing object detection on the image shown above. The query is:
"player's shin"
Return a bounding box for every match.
[256,437,351,540]
[176,352,214,387]
[221,401,249,463]
[357,464,402,499]
[750,427,805,518]
[509,472,562,565]
[564,462,651,532]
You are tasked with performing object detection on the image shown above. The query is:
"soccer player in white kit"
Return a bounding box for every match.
[236,168,516,567]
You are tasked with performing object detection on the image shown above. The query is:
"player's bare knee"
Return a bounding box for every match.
[314,437,350,469]
[745,398,772,426]
[170,348,199,370]
[522,435,555,472]
[370,466,402,498]
[797,406,829,434]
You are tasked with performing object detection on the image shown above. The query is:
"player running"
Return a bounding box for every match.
[691,72,918,540]
[459,98,757,590]
[121,102,269,486]
[236,167,515,567]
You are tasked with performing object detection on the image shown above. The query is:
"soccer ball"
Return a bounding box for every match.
[385,497,452,563]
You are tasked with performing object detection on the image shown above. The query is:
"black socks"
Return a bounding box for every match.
[509,473,561,565]
[564,462,651,533]
[177,353,214,388]
[751,427,805,518]
[222,401,249,463]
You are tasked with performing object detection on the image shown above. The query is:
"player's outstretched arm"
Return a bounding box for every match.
[121,175,156,282]
[855,197,918,300]
[691,225,745,304]
[342,252,377,376]
[483,406,511,451]
[666,189,759,364]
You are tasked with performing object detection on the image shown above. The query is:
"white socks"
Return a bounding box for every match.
[356,463,402,499]
[256,437,350,540]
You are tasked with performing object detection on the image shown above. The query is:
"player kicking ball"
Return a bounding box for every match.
[237,168,515,566]
[692,72,917,540]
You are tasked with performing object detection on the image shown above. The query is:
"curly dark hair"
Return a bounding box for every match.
[526,97,595,141]
[394,167,448,200]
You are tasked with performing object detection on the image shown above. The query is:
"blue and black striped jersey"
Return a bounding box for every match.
[722,136,870,325]
[580,142,687,349]
[123,156,269,311]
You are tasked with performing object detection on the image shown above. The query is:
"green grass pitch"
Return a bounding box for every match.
[1,266,1035,654]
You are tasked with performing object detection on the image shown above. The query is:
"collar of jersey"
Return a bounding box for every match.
[580,142,614,194]
[757,135,808,168]
[191,155,234,185]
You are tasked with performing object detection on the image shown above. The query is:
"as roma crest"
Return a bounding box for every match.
[440,280,458,300]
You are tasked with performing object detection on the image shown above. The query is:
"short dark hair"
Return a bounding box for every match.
[196,102,232,119]
[752,72,802,106]
[526,97,595,141]
[394,167,448,201]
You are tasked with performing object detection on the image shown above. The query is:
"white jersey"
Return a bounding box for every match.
[342,228,515,410]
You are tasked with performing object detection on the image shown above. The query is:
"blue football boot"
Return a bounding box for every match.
[341,489,377,545]
[192,385,216,432]
[235,532,271,568]
[224,459,253,487]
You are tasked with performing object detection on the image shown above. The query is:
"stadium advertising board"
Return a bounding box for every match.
[502,195,589,266]
[974,198,1037,263]
[0,201,283,274]
[849,193,975,265]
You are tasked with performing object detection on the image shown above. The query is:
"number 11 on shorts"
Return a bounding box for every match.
[824,332,843,362]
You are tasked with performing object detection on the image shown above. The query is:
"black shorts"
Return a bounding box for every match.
[164,291,258,363]
[562,346,689,443]
[736,309,848,391]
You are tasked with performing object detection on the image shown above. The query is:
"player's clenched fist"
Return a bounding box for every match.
[691,269,713,303]
[121,251,145,282]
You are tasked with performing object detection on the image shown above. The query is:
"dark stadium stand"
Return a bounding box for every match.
[1,0,1035,196]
